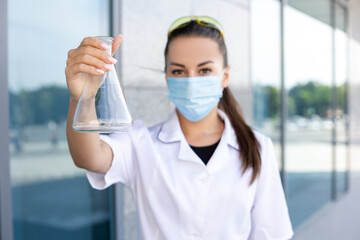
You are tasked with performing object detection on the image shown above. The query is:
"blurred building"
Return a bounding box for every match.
[0,0,360,239]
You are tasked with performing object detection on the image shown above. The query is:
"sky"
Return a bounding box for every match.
[8,0,109,92]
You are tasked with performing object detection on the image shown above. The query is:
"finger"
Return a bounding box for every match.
[112,34,123,56]
[66,63,104,79]
[68,46,117,64]
[67,54,114,72]
[80,37,110,51]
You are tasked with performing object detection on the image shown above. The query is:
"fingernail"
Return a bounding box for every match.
[104,64,112,71]
[107,55,117,64]
[96,69,105,74]
[100,42,109,50]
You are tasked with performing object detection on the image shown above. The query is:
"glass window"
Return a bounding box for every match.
[252,0,350,230]
[251,0,282,170]
[8,1,112,239]
[284,3,333,228]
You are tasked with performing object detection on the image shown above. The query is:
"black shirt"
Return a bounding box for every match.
[190,139,221,165]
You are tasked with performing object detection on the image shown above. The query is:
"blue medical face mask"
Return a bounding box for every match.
[167,71,225,122]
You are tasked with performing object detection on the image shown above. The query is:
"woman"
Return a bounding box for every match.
[66,16,293,239]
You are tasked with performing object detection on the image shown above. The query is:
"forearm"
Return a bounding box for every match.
[66,97,112,173]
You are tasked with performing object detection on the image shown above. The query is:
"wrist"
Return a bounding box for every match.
[70,95,79,104]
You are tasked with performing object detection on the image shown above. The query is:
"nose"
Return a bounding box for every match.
[188,70,197,78]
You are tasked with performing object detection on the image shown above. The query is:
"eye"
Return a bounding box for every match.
[171,69,184,75]
[199,68,212,75]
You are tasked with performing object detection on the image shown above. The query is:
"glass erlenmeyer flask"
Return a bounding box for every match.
[73,36,132,133]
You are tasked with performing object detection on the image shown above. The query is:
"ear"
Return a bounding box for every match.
[221,65,230,88]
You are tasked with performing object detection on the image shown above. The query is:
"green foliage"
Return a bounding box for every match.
[336,83,347,113]
[255,81,348,119]
[253,84,281,128]
[288,81,331,117]
[10,86,70,127]
[266,86,280,118]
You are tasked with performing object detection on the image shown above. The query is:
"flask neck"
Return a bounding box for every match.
[105,45,112,55]
[95,36,113,54]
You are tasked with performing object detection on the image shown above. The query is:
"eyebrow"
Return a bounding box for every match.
[169,60,214,68]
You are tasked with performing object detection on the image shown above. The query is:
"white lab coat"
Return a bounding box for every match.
[86,109,294,240]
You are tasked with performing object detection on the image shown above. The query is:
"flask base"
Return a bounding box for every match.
[73,122,133,133]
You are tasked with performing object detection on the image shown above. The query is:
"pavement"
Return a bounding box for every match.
[292,143,360,240]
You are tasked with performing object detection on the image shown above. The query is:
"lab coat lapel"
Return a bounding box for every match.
[157,109,240,167]
[178,138,202,164]
[205,135,230,173]
[157,111,183,143]
[217,109,239,152]
[157,110,201,164]
[206,109,239,173]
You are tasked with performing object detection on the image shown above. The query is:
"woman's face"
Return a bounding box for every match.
[165,36,229,88]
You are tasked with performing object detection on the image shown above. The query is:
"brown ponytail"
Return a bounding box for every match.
[165,20,262,185]
[219,88,261,185]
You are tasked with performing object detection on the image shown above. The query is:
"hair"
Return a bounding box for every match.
[164,21,261,185]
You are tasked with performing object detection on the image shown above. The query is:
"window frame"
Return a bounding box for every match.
[0,0,14,239]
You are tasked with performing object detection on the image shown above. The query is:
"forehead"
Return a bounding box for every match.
[167,36,223,65]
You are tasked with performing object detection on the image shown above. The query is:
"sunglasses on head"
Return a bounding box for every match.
[167,16,225,40]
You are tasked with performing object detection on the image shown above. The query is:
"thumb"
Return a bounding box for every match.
[112,34,123,56]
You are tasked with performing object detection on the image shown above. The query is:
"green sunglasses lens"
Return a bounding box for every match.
[168,17,192,34]
[198,17,224,32]
[168,16,224,39]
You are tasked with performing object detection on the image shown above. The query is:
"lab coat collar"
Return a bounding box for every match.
[157,108,240,151]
